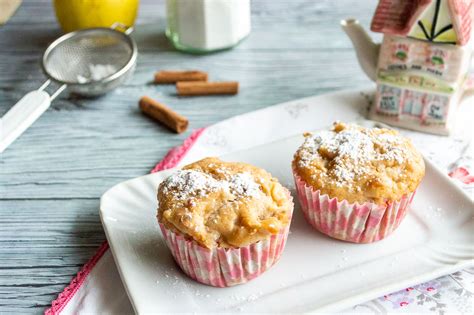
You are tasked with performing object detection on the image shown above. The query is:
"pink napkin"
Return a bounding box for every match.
[46,88,474,314]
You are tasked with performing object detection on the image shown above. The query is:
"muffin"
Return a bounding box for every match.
[292,122,425,243]
[157,157,294,287]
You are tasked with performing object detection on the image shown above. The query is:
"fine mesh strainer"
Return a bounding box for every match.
[1,23,137,152]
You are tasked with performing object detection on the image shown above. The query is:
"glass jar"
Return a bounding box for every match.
[166,0,251,53]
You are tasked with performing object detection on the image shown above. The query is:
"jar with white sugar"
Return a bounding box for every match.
[166,0,251,53]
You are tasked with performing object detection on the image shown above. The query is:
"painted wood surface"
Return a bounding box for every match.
[0,0,377,313]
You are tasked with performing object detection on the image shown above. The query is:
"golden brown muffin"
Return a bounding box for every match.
[292,122,425,205]
[157,157,293,249]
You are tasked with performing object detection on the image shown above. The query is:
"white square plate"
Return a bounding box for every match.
[100,123,473,314]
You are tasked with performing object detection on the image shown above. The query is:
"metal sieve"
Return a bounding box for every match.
[1,23,137,152]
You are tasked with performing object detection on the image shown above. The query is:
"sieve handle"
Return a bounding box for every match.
[0,90,51,152]
[0,84,67,152]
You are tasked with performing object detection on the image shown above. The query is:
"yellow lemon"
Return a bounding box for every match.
[53,0,139,33]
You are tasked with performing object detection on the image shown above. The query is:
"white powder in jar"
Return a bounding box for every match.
[167,0,251,51]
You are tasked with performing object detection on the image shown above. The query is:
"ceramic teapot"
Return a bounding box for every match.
[340,0,473,135]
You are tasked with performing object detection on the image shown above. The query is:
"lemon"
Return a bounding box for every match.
[53,0,139,33]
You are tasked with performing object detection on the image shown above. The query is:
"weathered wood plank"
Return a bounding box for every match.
[0,199,104,312]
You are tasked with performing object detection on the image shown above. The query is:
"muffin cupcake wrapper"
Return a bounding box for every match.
[293,172,416,243]
[159,223,290,287]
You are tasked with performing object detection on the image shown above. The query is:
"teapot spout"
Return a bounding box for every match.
[341,19,380,82]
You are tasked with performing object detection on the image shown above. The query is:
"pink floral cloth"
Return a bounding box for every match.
[354,268,474,313]
[449,166,474,184]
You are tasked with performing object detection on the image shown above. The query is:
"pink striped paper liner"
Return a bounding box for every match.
[293,171,416,243]
[159,223,290,287]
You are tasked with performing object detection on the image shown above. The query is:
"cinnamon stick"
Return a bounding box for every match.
[139,96,188,134]
[154,70,208,84]
[176,81,239,96]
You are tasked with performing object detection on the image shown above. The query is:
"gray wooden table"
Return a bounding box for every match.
[0,0,377,313]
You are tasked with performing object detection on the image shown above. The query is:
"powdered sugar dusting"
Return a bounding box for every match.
[161,170,222,200]
[297,123,408,188]
[227,172,261,197]
[161,170,262,201]
[317,129,373,160]
[373,133,406,164]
